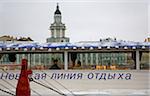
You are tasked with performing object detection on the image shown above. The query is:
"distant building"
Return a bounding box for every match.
[0,35,17,41]
[46,4,69,43]
[0,35,33,42]
[144,37,150,42]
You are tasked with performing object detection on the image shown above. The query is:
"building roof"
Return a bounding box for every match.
[0,35,17,41]
[144,37,150,42]
[0,35,33,41]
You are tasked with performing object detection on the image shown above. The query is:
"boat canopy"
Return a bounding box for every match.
[0,41,150,51]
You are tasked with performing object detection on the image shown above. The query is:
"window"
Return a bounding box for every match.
[140,51,149,70]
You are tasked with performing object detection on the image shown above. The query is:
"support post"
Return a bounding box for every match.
[136,50,140,70]
[91,53,93,65]
[64,51,68,70]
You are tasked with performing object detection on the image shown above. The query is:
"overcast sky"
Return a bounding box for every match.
[0,0,149,43]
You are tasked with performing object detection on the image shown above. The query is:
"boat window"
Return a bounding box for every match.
[140,51,149,70]
[68,52,136,70]
[0,53,64,70]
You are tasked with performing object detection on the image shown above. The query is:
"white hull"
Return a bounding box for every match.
[0,70,149,96]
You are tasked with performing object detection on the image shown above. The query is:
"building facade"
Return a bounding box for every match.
[46,4,69,43]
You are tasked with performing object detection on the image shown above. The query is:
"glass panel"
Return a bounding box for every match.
[1,51,147,70]
[140,51,149,70]
[69,52,136,70]
[0,53,64,70]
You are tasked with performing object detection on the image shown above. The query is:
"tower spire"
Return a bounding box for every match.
[55,3,61,14]
[57,3,59,9]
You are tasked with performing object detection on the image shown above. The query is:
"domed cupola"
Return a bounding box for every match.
[54,4,61,15]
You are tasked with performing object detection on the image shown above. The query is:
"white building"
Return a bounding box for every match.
[46,4,69,43]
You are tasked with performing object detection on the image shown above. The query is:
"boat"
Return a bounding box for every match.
[0,41,149,96]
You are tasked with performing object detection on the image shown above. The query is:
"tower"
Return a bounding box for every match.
[46,3,70,43]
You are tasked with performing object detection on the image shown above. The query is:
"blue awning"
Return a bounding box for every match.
[0,41,150,50]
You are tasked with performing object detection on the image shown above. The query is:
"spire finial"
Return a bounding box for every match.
[56,3,59,9]
[55,3,61,14]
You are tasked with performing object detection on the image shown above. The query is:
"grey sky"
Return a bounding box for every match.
[0,0,149,43]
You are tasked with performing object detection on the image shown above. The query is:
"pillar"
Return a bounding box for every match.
[136,50,140,70]
[64,51,68,70]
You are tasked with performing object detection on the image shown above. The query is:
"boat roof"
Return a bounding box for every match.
[0,41,149,52]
